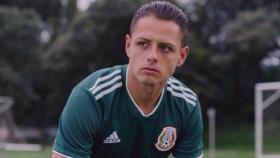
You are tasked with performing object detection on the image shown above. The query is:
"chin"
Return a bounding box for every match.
[142,80,158,86]
[139,76,165,86]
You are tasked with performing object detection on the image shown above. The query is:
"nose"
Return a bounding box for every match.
[147,45,158,63]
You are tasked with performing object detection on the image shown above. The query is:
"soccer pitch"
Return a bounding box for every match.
[0,125,256,158]
[0,147,51,158]
[0,148,254,158]
[203,149,254,158]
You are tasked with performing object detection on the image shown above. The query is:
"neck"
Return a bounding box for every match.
[127,70,164,115]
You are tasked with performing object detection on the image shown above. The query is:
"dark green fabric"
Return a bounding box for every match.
[53,65,203,158]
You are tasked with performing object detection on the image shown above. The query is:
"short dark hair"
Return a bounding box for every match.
[130,1,189,46]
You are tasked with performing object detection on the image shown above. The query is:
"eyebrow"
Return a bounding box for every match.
[136,37,176,48]
[137,37,151,43]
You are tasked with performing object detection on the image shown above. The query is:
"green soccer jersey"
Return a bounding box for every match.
[53,65,203,158]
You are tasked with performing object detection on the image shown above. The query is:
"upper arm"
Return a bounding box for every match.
[52,86,102,158]
[173,101,203,158]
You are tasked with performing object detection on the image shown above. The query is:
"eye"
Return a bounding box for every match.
[137,41,149,48]
[159,44,173,53]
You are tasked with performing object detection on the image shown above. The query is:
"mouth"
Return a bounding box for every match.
[141,67,160,74]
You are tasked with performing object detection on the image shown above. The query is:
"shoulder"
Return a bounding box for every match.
[76,65,125,101]
[166,76,198,108]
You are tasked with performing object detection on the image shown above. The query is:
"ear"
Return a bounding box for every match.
[177,46,189,67]
[125,34,131,58]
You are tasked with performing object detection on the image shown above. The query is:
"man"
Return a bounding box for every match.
[52,1,203,158]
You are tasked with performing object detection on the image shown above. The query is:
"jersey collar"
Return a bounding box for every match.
[125,65,165,117]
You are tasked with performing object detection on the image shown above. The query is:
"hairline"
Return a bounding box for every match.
[130,13,186,48]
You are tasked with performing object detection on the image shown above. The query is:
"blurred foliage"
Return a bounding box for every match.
[177,0,280,123]
[0,0,77,41]
[0,0,279,126]
[0,0,62,21]
[41,0,146,124]
[0,7,43,125]
[211,9,280,122]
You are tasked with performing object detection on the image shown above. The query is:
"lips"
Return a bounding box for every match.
[141,67,160,73]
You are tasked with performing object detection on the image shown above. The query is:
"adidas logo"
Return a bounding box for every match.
[103,131,121,144]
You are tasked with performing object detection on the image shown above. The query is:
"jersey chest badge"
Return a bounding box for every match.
[155,126,177,151]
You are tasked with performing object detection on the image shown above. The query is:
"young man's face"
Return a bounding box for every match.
[125,15,189,86]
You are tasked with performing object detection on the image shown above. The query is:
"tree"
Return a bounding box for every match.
[42,0,148,124]
[0,7,43,125]
[210,9,280,122]
[0,0,78,41]
[178,0,280,123]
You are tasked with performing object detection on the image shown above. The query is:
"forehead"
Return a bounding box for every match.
[131,15,182,45]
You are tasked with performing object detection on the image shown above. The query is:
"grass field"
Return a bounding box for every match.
[204,149,254,158]
[0,147,51,158]
[0,124,275,158]
[0,148,254,158]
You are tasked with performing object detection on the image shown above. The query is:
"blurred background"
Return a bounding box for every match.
[0,0,279,157]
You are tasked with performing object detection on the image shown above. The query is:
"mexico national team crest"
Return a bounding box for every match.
[155,126,177,151]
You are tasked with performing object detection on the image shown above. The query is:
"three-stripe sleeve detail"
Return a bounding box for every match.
[89,70,122,100]
[166,78,197,106]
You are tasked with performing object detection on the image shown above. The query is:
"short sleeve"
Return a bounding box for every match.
[173,101,203,158]
[53,86,102,158]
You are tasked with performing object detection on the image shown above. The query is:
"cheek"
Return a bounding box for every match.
[162,58,178,74]
[170,57,180,72]
[166,56,179,67]
[131,54,141,63]
[129,51,143,66]
[169,64,177,74]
